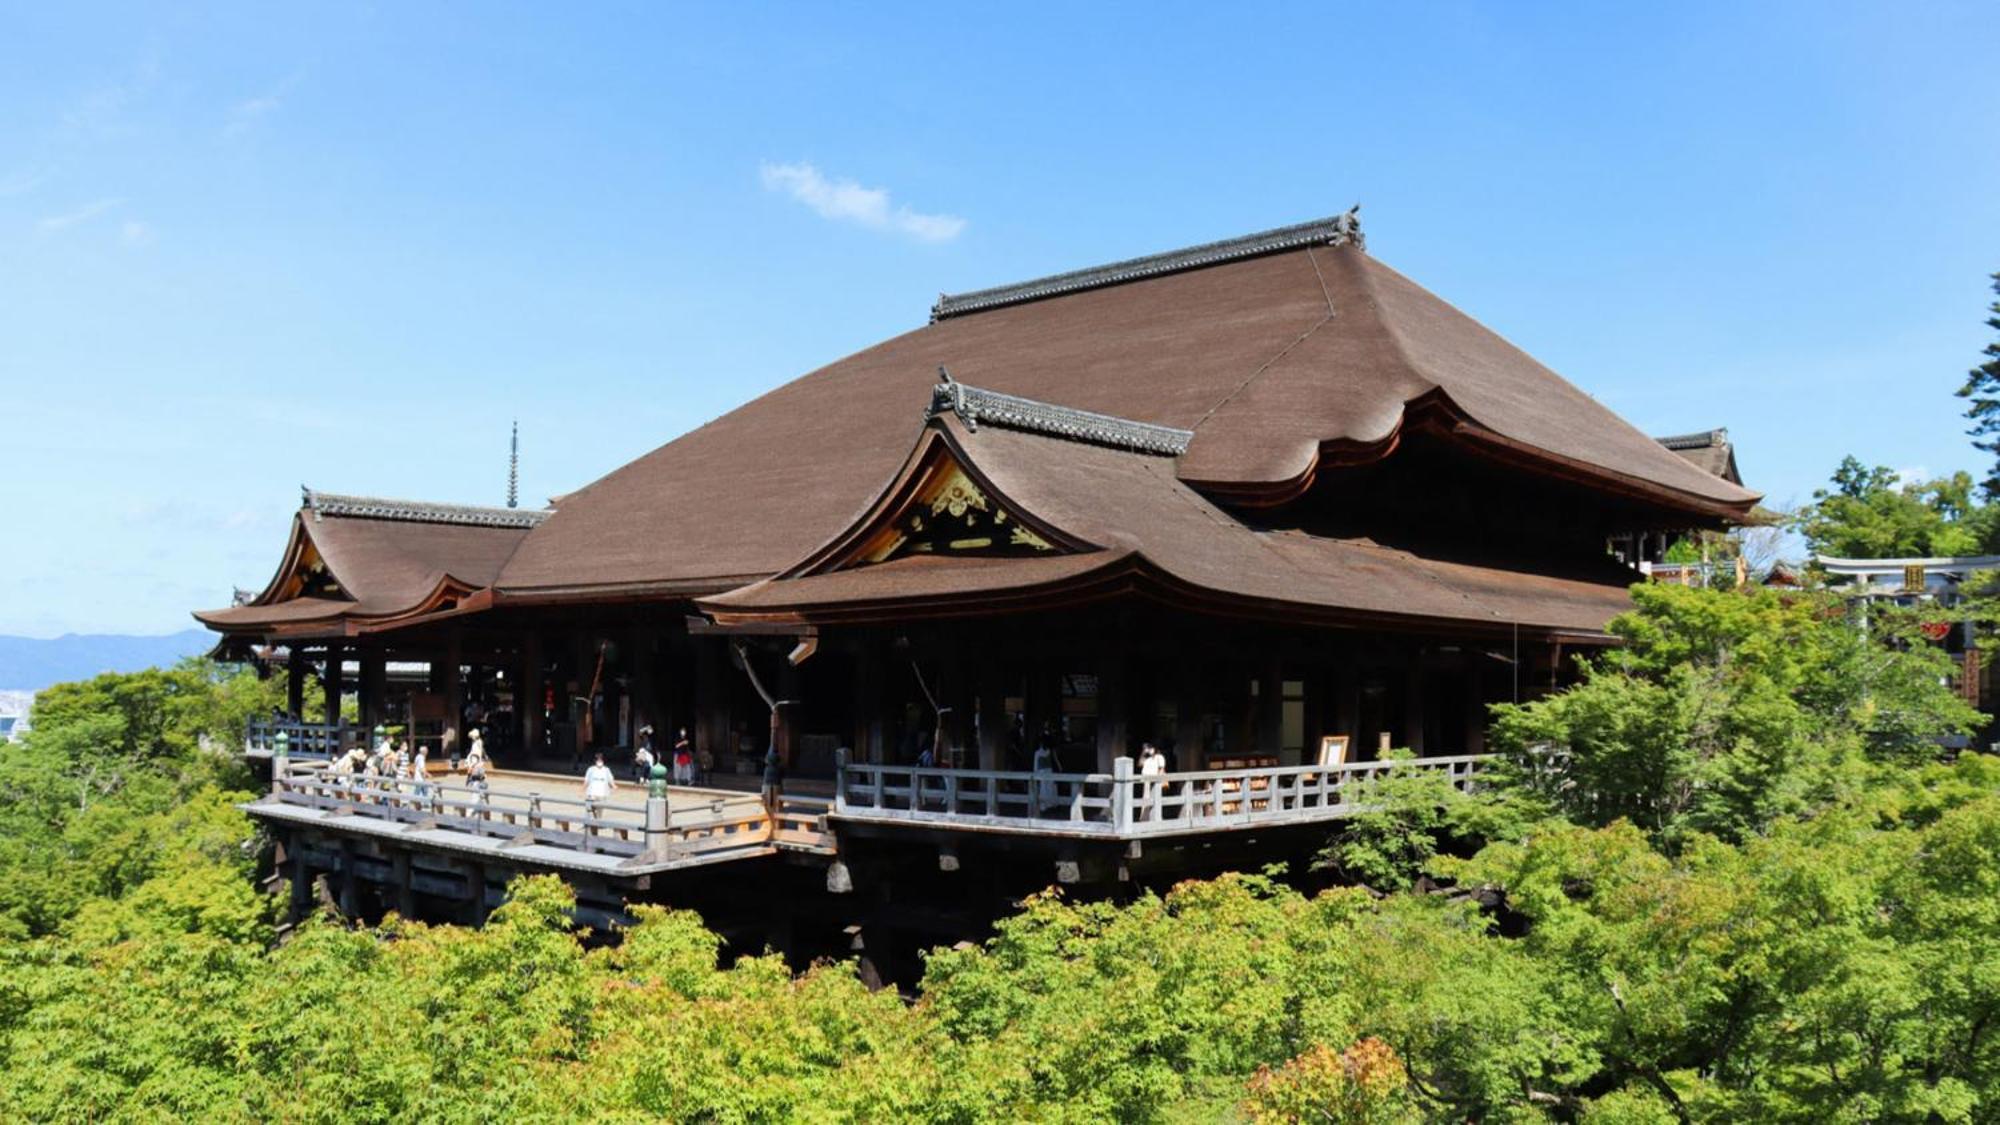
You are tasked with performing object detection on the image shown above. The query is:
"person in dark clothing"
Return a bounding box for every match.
[761,744,785,817]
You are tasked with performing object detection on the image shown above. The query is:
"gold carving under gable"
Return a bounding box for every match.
[855,458,1061,566]
[279,540,345,601]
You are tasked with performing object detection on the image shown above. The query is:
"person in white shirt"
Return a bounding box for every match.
[1137,742,1166,820]
[462,730,490,795]
[582,753,616,815]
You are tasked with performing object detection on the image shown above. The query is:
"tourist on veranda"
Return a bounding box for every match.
[1138,741,1165,820]
[411,745,432,801]
[673,728,695,786]
[583,752,616,816]
[634,726,655,783]
[1032,736,1057,815]
[761,743,784,818]
[463,729,490,797]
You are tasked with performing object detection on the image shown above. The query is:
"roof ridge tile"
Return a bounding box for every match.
[928,378,1193,456]
[931,207,1363,321]
[302,488,550,529]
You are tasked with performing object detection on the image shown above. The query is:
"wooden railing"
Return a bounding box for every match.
[834,752,1495,838]
[266,760,776,864]
[245,720,364,759]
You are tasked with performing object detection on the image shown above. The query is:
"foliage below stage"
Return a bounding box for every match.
[0,592,1997,1123]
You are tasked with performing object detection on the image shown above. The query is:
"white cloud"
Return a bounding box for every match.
[0,169,44,197]
[37,197,122,234]
[225,75,301,138]
[120,220,153,246]
[1893,466,1931,488]
[759,161,965,243]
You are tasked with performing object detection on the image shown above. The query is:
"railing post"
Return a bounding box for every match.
[270,730,290,795]
[644,764,672,860]
[833,748,849,814]
[1112,756,1134,832]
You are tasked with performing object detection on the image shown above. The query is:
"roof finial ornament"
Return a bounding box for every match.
[938,364,955,384]
[1333,204,1363,250]
[507,420,520,509]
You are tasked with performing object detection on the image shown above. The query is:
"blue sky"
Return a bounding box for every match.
[3,3,1998,637]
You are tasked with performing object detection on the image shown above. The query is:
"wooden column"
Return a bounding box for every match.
[337,839,359,919]
[288,843,312,921]
[1027,667,1061,762]
[1095,653,1128,772]
[695,638,726,769]
[630,626,658,742]
[853,638,884,763]
[1255,658,1282,759]
[464,863,488,925]
[323,645,345,725]
[976,665,1005,771]
[521,631,544,758]
[285,651,306,717]
[1402,659,1427,755]
[443,628,464,754]
[358,649,387,731]
[1463,661,1487,755]
[1174,661,1204,771]
[776,660,801,767]
[392,850,415,919]
[1337,659,1361,745]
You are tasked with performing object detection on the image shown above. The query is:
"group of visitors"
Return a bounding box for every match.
[633,726,703,784]
[324,727,491,803]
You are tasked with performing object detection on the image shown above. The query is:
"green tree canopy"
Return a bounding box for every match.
[1794,456,1995,559]
[1489,583,1980,846]
[1955,271,2000,499]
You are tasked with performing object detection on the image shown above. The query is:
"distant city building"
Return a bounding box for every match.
[0,691,34,742]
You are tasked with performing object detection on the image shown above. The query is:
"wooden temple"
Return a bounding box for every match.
[197,211,1758,954]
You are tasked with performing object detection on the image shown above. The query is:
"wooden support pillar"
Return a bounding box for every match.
[853,639,884,763]
[1402,659,1427,755]
[1095,653,1128,772]
[521,631,544,757]
[1174,661,1203,771]
[358,649,387,731]
[443,628,464,755]
[285,651,306,717]
[1256,658,1282,759]
[976,665,1005,771]
[337,839,359,919]
[776,660,800,767]
[1337,659,1361,745]
[288,843,312,921]
[630,626,658,742]
[392,850,415,919]
[464,863,489,925]
[1027,666,1061,762]
[323,645,345,726]
[695,638,726,769]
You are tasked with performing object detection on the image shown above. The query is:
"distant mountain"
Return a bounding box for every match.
[0,630,215,693]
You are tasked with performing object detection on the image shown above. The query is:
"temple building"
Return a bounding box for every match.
[196,212,1758,942]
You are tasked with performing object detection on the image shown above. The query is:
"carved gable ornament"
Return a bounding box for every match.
[279,539,345,601]
[853,457,1058,567]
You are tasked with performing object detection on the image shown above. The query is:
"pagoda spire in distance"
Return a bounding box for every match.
[507,420,519,509]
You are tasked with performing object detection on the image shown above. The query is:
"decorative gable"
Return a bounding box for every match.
[854,458,1056,566]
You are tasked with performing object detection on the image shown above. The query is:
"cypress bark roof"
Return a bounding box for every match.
[701,413,1637,638]
[195,493,533,635]
[497,225,1756,600]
